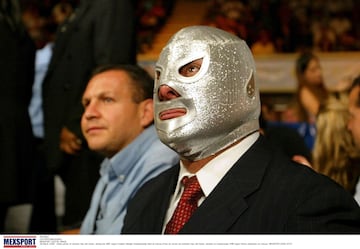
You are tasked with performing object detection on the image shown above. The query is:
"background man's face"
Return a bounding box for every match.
[348,85,360,149]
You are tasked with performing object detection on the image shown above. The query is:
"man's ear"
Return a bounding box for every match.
[139,99,154,128]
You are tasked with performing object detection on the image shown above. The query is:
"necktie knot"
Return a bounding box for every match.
[181,176,203,203]
[165,175,203,234]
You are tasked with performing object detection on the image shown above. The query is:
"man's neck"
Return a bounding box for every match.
[181,138,246,173]
[181,155,216,174]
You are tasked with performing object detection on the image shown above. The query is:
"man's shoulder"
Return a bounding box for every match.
[133,164,178,195]
[250,136,346,193]
[262,145,359,210]
[141,131,179,165]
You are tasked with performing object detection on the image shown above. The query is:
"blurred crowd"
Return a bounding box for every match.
[19,0,360,55]
[18,0,175,53]
[203,0,360,53]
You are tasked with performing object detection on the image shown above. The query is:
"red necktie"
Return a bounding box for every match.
[164,175,203,234]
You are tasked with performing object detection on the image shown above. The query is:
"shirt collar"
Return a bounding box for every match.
[100,125,157,182]
[178,132,259,197]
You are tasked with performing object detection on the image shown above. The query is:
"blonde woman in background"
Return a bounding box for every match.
[312,92,360,195]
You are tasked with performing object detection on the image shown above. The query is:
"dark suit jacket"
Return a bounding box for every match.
[0,10,36,204]
[122,135,360,234]
[42,0,137,226]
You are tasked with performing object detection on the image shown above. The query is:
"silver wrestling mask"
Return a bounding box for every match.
[154,26,260,161]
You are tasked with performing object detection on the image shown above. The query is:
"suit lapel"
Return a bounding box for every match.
[124,164,180,233]
[180,136,271,233]
[152,165,179,232]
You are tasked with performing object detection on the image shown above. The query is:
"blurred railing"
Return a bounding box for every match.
[139,51,360,93]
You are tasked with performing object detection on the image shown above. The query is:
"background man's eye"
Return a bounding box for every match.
[104,97,113,103]
[82,100,89,107]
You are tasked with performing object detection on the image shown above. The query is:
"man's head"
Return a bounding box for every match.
[348,75,360,149]
[81,64,154,158]
[154,26,260,161]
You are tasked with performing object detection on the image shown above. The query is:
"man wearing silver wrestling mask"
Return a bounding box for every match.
[122,26,360,234]
[154,25,260,163]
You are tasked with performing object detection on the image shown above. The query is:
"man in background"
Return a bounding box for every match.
[0,0,36,233]
[80,65,178,234]
[348,75,360,205]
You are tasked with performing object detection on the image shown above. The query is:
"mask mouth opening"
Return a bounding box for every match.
[159,108,187,120]
[157,84,187,120]
[156,55,190,120]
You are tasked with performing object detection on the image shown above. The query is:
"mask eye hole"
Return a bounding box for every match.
[178,58,203,77]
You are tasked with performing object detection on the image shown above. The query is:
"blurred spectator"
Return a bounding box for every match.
[203,0,252,40]
[280,100,303,123]
[0,0,36,233]
[52,2,73,25]
[41,0,137,231]
[312,19,337,52]
[21,5,47,48]
[26,3,68,233]
[312,92,360,195]
[28,33,56,234]
[348,75,360,204]
[348,75,360,148]
[260,102,279,122]
[272,99,316,151]
[294,51,329,124]
[329,11,352,39]
[250,28,275,55]
[278,51,330,150]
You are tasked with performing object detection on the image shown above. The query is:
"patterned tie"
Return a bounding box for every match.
[164,175,203,234]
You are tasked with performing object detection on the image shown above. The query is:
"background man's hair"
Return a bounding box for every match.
[91,64,154,103]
